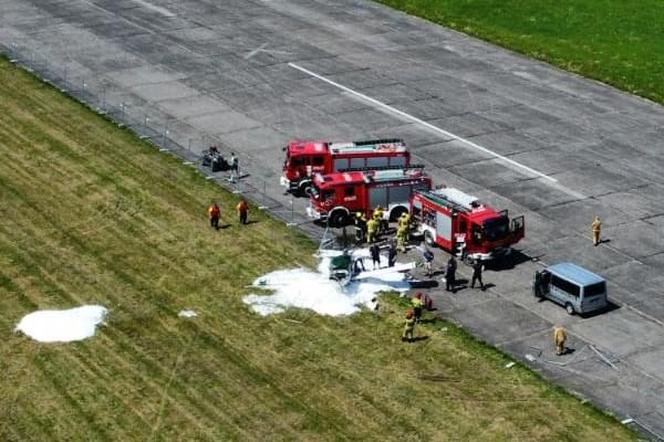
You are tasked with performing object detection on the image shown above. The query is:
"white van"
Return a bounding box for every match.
[533,262,608,315]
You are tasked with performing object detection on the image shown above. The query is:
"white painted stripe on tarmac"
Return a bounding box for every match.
[289,62,579,191]
[129,0,176,17]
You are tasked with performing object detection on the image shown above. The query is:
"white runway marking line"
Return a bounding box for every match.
[289,62,557,183]
[129,0,176,17]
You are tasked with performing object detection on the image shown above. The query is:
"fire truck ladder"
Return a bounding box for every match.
[351,138,404,147]
[330,138,405,149]
[417,190,469,214]
[337,163,425,173]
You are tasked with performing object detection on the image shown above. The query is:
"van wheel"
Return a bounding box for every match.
[424,231,435,247]
[329,210,349,228]
[390,206,407,222]
[565,303,575,315]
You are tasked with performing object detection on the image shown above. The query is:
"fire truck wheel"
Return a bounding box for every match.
[298,180,312,195]
[565,303,575,315]
[329,210,349,228]
[424,231,435,247]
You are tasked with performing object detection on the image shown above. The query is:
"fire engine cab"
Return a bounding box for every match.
[410,188,525,262]
[307,169,432,227]
[280,138,410,195]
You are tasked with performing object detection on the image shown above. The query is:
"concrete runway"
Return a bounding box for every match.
[2,0,664,437]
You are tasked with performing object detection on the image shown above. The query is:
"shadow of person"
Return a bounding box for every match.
[411,336,430,343]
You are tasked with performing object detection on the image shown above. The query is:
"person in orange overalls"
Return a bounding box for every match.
[236,198,249,225]
[208,202,220,230]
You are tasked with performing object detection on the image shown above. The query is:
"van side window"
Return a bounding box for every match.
[313,156,324,166]
[551,275,580,297]
[344,187,355,197]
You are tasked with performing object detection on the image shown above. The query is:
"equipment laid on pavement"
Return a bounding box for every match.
[202,146,230,172]
[280,138,411,195]
[306,168,432,228]
[410,188,525,263]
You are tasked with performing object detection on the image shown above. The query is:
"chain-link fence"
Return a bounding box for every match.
[1,40,331,245]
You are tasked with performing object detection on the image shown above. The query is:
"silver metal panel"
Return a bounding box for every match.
[388,185,411,204]
[367,156,389,168]
[333,158,348,171]
[436,212,452,240]
[350,157,365,168]
[369,187,388,209]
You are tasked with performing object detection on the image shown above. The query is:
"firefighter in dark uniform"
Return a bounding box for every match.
[471,258,485,290]
[445,256,457,292]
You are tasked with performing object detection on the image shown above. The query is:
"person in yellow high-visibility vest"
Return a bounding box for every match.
[553,326,567,356]
[373,206,384,232]
[411,293,424,323]
[366,218,378,243]
[396,223,408,252]
[398,212,411,230]
[591,216,602,246]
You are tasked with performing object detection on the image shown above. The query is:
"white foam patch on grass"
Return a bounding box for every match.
[15,306,108,343]
[243,249,411,316]
[178,309,197,318]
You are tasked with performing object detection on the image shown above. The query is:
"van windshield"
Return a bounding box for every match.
[483,216,509,241]
[584,282,606,297]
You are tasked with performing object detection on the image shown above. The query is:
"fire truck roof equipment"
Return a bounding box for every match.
[417,188,486,212]
[316,169,423,187]
[328,138,406,154]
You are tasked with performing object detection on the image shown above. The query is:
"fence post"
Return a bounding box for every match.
[162,123,169,148]
[287,196,296,227]
[259,179,268,210]
[232,174,242,194]
[100,85,106,111]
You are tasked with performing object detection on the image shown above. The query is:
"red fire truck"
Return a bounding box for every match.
[307,169,432,227]
[410,187,525,262]
[281,138,410,194]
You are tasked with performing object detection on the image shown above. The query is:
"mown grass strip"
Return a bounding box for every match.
[0,57,636,441]
[375,0,664,104]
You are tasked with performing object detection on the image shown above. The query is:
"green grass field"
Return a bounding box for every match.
[0,58,636,441]
[376,0,664,103]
